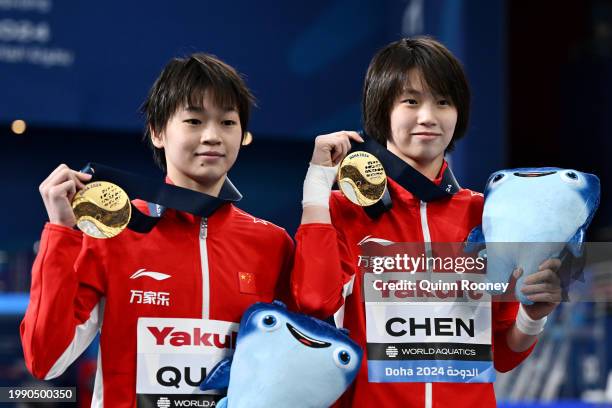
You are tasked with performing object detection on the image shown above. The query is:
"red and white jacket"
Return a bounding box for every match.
[292,164,535,408]
[21,200,294,407]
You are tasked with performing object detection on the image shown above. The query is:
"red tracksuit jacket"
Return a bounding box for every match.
[21,200,294,407]
[292,165,535,408]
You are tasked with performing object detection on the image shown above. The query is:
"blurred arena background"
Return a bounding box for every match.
[0,0,611,406]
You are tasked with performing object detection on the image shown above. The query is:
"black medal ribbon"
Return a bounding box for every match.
[80,163,242,233]
[350,133,461,217]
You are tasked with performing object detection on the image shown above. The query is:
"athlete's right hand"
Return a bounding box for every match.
[310,131,364,167]
[39,164,92,228]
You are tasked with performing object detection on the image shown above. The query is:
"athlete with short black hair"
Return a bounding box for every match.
[293,37,563,407]
[21,53,294,407]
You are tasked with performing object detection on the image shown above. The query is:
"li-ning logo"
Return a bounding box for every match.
[446,184,453,193]
[357,235,396,246]
[156,397,170,408]
[234,207,269,225]
[130,268,171,281]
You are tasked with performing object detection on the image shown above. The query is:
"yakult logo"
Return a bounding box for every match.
[148,326,238,349]
[378,279,484,300]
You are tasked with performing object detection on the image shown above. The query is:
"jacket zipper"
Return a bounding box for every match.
[419,201,433,259]
[199,217,210,319]
[419,201,433,408]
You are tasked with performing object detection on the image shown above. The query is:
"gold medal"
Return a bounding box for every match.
[338,151,387,206]
[71,181,131,238]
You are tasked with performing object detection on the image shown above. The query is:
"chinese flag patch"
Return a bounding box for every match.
[238,271,257,294]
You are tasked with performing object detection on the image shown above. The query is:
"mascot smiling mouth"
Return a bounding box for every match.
[513,171,556,177]
[286,323,331,348]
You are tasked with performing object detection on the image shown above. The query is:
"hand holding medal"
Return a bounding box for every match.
[39,164,92,229]
[303,131,389,213]
[307,131,387,207]
[302,131,367,213]
[310,131,364,167]
[39,163,131,239]
[71,181,131,239]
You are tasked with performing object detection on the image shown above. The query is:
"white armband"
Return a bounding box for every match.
[515,304,547,336]
[302,163,338,208]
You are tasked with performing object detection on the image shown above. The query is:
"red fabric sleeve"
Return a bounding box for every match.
[291,222,355,319]
[274,229,297,310]
[20,223,104,379]
[492,301,537,372]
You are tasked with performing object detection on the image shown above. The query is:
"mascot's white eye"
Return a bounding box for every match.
[560,170,583,186]
[488,173,507,188]
[333,347,353,368]
[258,314,281,331]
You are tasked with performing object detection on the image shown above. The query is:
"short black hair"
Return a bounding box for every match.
[362,37,471,152]
[141,53,255,171]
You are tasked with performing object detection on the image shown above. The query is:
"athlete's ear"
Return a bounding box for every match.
[241,131,253,147]
[150,126,164,149]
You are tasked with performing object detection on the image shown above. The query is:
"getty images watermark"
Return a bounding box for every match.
[359,242,612,303]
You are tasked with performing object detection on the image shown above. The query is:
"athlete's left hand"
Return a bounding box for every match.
[516,258,563,320]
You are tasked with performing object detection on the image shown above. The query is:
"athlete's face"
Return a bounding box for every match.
[387,69,457,169]
[151,91,242,195]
